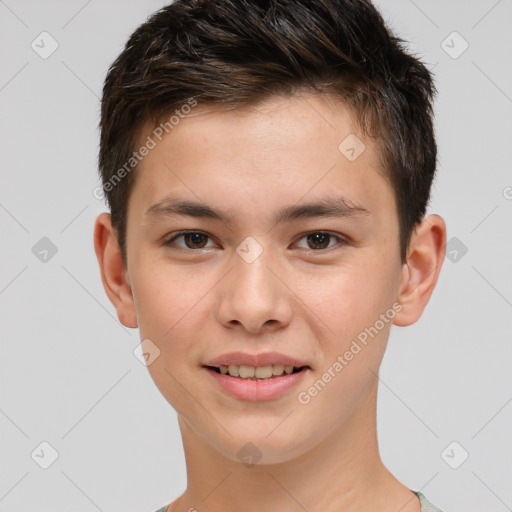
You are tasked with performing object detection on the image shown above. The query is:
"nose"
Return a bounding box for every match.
[215,245,293,334]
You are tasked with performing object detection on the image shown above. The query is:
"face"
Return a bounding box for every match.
[103,93,415,464]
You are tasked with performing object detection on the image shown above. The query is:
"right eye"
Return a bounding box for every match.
[163,231,217,251]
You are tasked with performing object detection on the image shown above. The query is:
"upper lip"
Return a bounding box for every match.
[203,352,310,368]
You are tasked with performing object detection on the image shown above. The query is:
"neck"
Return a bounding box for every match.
[170,380,420,512]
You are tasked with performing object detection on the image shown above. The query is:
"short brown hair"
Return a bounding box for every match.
[98,0,437,267]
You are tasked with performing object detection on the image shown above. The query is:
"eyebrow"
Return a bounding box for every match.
[144,194,371,225]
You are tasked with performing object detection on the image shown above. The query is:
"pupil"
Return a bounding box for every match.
[185,233,207,249]
[308,233,329,250]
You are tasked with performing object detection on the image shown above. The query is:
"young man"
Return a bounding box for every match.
[93,1,447,511]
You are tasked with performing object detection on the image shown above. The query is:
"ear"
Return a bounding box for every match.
[93,212,138,328]
[393,214,447,326]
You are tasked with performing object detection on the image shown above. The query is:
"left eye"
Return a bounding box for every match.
[164,231,347,251]
[295,231,346,251]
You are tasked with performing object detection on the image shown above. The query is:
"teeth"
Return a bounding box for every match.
[272,364,284,375]
[255,366,272,378]
[239,365,254,378]
[217,364,301,379]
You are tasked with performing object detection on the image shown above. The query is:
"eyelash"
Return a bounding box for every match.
[163,230,349,253]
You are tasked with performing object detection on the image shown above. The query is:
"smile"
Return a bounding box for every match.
[203,365,310,401]
[206,364,307,379]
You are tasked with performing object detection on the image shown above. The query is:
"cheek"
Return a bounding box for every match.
[133,266,205,404]
[296,257,399,373]
[304,262,392,331]
[131,262,217,368]
[298,269,395,413]
[134,262,200,321]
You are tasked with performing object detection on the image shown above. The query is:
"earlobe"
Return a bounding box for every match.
[393,214,447,327]
[93,212,138,328]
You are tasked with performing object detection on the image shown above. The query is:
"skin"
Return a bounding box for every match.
[94,92,446,512]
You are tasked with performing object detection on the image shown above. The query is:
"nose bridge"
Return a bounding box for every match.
[216,236,292,332]
[233,237,279,304]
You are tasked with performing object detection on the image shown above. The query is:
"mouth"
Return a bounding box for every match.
[203,364,310,380]
[202,362,311,401]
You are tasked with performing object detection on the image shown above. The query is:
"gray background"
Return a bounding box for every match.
[1,0,511,511]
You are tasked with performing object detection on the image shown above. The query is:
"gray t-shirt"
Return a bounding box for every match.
[154,490,444,512]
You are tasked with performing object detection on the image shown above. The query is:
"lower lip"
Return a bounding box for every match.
[203,367,309,401]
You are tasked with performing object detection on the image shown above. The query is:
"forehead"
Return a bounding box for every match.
[129,93,395,226]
